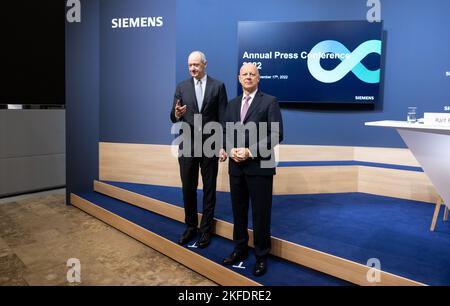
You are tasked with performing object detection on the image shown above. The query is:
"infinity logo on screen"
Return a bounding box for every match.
[306,40,381,84]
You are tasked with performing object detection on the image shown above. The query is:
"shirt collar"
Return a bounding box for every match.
[194,74,207,85]
[242,88,258,101]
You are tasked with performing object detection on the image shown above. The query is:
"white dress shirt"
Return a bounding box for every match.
[240,88,258,114]
[240,88,258,158]
[194,74,207,98]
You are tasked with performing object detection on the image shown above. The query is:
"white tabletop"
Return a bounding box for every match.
[365,120,450,133]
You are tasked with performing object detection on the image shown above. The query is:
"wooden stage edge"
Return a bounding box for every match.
[92,180,426,286]
[70,193,261,286]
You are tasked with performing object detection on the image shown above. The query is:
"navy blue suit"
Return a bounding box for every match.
[223,90,283,258]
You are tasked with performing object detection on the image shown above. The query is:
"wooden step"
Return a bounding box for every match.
[93,180,425,286]
[71,193,260,286]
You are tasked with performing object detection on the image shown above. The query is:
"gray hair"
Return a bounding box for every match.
[189,51,207,64]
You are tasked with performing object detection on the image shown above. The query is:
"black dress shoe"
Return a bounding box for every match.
[253,258,267,277]
[178,228,197,245]
[197,232,211,249]
[223,250,248,265]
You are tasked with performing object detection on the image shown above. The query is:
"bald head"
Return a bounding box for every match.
[239,63,260,95]
[188,51,207,63]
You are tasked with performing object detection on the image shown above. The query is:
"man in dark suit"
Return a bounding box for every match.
[170,51,228,248]
[221,63,283,276]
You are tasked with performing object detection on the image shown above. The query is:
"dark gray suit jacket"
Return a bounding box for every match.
[170,76,228,127]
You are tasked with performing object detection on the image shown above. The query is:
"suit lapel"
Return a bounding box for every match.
[200,76,212,113]
[243,91,262,123]
[236,95,243,122]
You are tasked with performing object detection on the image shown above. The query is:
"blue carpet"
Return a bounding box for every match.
[104,181,450,286]
[77,192,351,286]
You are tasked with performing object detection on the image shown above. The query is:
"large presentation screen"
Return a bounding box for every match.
[237,21,383,104]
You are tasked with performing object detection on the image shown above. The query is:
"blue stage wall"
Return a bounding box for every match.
[66,0,100,198]
[176,0,450,147]
[99,0,176,144]
[96,0,450,147]
[66,0,450,196]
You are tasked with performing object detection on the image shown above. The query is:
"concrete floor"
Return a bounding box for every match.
[0,190,216,286]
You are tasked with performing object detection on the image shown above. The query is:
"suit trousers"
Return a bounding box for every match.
[178,156,219,234]
[229,174,273,258]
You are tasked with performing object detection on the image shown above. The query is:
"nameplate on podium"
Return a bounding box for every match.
[424,113,450,126]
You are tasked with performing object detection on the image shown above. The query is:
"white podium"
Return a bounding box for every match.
[365,120,450,230]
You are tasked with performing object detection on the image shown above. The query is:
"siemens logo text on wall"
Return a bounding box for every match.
[355,96,375,101]
[111,17,163,28]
